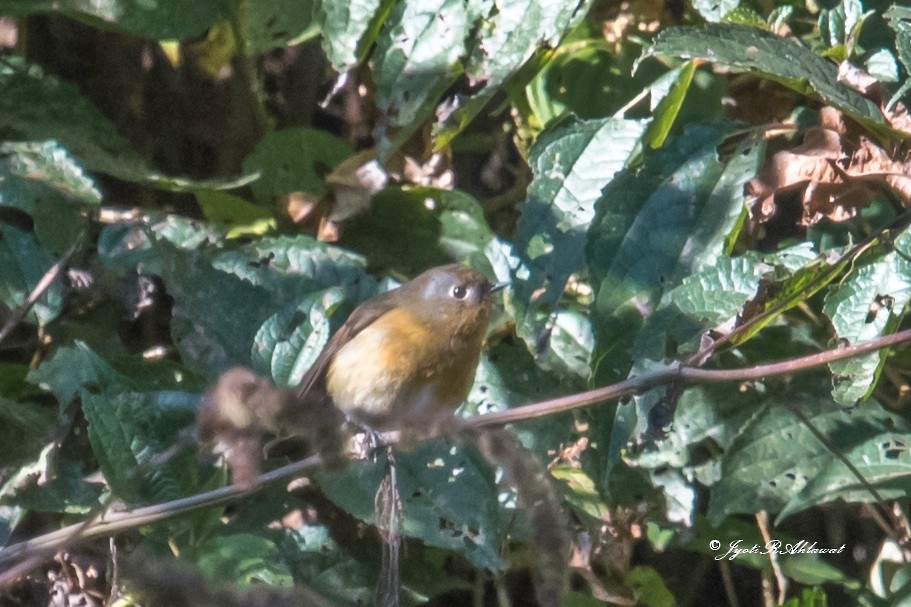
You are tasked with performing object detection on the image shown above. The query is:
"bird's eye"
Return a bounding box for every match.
[451,285,468,299]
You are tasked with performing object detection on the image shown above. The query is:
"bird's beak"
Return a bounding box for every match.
[489,281,509,294]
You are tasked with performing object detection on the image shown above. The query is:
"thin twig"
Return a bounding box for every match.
[0,455,321,571]
[781,402,899,543]
[463,326,911,429]
[685,210,911,367]
[0,233,84,345]
[6,326,911,576]
[756,511,787,604]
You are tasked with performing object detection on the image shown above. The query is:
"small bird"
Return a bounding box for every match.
[296,264,505,426]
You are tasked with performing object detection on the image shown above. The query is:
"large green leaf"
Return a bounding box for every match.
[632,255,763,362]
[0,59,255,191]
[707,382,911,523]
[156,242,274,378]
[0,224,64,328]
[320,0,387,71]
[82,389,201,504]
[343,186,499,276]
[211,234,374,306]
[252,289,346,387]
[435,0,590,146]
[465,0,588,93]
[197,533,294,586]
[643,24,887,135]
[465,340,577,456]
[243,0,321,53]
[0,140,99,253]
[823,232,911,405]
[27,341,204,412]
[242,128,352,203]
[27,342,204,504]
[371,0,472,128]
[0,0,223,40]
[587,123,757,381]
[513,115,645,357]
[0,396,55,465]
[4,456,103,514]
[319,440,504,570]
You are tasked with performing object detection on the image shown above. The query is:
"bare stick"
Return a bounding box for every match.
[0,234,83,346]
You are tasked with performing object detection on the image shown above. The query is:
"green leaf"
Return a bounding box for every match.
[82,389,201,504]
[513,115,645,355]
[195,190,275,238]
[465,340,576,456]
[465,0,588,93]
[524,43,614,125]
[211,234,374,306]
[27,341,203,413]
[0,397,54,465]
[632,256,763,361]
[0,363,29,399]
[156,242,274,377]
[624,566,675,607]
[0,140,100,252]
[643,24,887,135]
[0,59,255,190]
[887,6,911,78]
[707,382,911,523]
[729,243,854,346]
[242,128,352,203]
[252,289,346,387]
[6,458,103,514]
[550,466,609,523]
[197,533,293,586]
[823,233,911,405]
[97,214,226,275]
[625,382,766,524]
[0,0,224,40]
[319,441,504,570]
[0,224,64,327]
[243,0,320,52]
[588,123,758,380]
[692,0,740,23]
[343,186,497,276]
[371,0,470,128]
[781,588,828,607]
[642,60,696,149]
[28,342,122,408]
[320,0,386,71]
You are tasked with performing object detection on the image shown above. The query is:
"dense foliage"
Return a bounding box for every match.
[3,0,911,606]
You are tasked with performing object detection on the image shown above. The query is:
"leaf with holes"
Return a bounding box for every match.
[319,440,504,570]
[513,115,646,361]
[707,383,911,523]
[823,231,911,405]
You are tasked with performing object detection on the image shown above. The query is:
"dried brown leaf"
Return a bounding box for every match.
[837,61,911,135]
[745,125,859,225]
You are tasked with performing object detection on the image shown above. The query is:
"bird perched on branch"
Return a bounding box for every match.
[296,263,506,427]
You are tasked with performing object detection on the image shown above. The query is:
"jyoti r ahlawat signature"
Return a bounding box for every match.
[710,538,846,560]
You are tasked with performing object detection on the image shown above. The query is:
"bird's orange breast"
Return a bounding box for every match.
[325,307,481,417]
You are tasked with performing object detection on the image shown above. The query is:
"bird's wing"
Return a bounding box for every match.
[296,289,399,400]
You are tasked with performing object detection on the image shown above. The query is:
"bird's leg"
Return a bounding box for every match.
[343,414,388,461]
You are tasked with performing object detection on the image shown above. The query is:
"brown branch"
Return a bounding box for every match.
[5,325,911,576]
[0,455,321,573]
[462,326,911,429]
